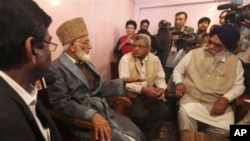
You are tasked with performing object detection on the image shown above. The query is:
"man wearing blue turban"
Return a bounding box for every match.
[173,24,245,138]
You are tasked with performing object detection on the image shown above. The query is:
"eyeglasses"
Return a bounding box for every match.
[74,40,90,46]
[41,41,58,52]
[132,44,148,49]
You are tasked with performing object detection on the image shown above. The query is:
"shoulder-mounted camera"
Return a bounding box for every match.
[217,3,250,24]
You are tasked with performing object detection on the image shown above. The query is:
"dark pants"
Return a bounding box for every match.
[130,95,170,141]
[164,67,174,82]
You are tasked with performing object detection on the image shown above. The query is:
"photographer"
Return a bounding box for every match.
[164,11,194,82]
[217,3,250,63]
[167,32,205,90]
[219,10,229,25]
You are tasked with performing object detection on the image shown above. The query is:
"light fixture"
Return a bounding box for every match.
[50,0,60,6]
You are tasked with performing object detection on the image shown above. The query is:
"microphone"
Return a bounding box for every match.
[217,3,232,10]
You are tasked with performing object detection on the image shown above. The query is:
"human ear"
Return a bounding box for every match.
[69,42,77,52]
[25,36,37,65]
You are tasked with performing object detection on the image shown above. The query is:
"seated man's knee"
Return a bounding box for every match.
[131,111,149,122]
[178,105,187,118]
[159,104,170,118]
[206,126,229,138]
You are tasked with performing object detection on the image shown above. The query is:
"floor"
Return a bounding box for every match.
[153,121,179,141]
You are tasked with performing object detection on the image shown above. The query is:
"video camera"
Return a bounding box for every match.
[172,31,203,49]
[217,3,250,23]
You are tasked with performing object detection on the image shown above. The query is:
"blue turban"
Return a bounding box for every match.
[210,24,240,52]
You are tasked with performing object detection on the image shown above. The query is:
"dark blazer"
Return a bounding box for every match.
[0,78,62,141]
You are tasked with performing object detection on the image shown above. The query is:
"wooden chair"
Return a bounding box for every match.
[106,95,131,118]
[38,89,132,141]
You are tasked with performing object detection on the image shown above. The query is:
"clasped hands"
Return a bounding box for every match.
[142,87,166,100]
[175,82,186,98]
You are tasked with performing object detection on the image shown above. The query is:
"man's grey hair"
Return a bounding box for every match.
[63,43,70,52]
[135,34,151,46]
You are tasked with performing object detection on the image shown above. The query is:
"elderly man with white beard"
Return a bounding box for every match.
[46,17,146,141]
[173,24,245,138]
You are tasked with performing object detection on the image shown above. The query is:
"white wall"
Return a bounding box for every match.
[35,0,250,81]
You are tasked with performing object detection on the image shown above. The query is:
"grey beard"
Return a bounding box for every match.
[75,47,91,62]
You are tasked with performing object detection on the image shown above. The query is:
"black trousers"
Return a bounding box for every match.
[130,94,170,141]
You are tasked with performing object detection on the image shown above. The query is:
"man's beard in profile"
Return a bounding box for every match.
[75,46,91,62]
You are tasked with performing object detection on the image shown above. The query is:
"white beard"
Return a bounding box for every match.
[75,46,91,62]
[205,47,226,62]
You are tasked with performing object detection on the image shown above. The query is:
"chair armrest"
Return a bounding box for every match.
[234,94,250,106]
[46,108,96,141]
[106,96,131,118]
[232,94,250,123]
[46,108,94,129]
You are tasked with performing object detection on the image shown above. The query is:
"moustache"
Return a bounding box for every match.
[205,48,216,55]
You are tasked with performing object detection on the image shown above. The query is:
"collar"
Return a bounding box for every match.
[0,71,37,106]
[133,54,149,64]
[64,53,77,63]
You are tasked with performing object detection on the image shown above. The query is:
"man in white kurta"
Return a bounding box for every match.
[173,24,245,137]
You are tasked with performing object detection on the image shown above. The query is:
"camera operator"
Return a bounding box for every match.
[217,3,250,63]
[163,11,194,82]
[217,3,250,125]
[219,10,229,25]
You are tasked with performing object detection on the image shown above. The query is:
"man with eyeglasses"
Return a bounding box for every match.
[0,0,62,140]
[118,34,171,141]
[46,17,146,141]
[173,24,245,138]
